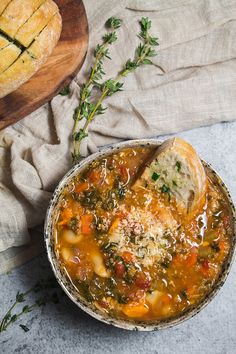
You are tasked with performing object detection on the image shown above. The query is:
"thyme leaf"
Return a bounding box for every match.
[0,277,59,333]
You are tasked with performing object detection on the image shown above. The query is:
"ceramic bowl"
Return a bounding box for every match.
[44,139,236,331]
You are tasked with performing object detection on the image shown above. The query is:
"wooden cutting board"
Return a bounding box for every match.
[0,0,88,130]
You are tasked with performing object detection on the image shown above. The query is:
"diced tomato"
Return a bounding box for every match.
[114,261,126,278]
[119,165,128,183]
[75,181,89,193]
[223,215,230,229]
[122,251,135,263]
[97,300,109,309]
[135,272,151,290]
[81,214,93,235]
[201,259,210,277]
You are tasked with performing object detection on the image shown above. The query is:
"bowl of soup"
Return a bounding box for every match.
[44,139,236,330]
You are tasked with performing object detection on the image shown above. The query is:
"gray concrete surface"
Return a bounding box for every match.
[0,121,236,354]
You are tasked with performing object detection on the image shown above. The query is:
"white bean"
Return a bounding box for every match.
[61,247,73,262]
[146,290,163,306]
[91,252,110,278]
[62,229,83,244]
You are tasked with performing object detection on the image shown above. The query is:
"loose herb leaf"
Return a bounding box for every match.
[59,86,70,96]
[106,17,122,29]
[19,324,29,332]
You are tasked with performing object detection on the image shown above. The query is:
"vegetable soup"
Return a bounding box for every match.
[54,146,233,321]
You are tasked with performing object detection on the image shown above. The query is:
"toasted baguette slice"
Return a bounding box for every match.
[0,0,12,16]
[15,0,59,47]
[0,34,9,50]
[0,43,21,73]
[0,0,45,38]
[0,13,61,98]
[132,138,207,215]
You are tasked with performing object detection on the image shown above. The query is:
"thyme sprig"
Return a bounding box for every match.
[0,278,59,333]
[72,17,159,164]
[72,17,122,158]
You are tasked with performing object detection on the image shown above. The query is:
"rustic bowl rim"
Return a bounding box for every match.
[44,138,236,331]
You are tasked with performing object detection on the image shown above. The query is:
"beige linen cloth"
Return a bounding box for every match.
[0,0,236,273]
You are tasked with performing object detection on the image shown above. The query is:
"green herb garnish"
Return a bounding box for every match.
[161,184,170,194]
[172,180,177,186]
[152,172,160,181]
[59,85,70,96]
[72,16,159,163]
[176,161,181,172]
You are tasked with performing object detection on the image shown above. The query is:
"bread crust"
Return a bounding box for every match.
[0,43,21,73]
[0,34,9,50]
[15,0,59,47]
[0,0,46,37]
[132,138,207,217]
[0,13,62,98]
[0,0,12,16]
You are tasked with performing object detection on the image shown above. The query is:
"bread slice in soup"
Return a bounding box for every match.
[0,0,46,38]
[15,0,59,47]
[132,137,207,216]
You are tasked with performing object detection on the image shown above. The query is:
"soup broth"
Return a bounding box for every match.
[54,146,232,321]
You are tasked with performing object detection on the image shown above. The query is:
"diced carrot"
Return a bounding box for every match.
[219,240,226,252]
[75,181,89,193]
[121,251,135,263]
[62,208,73,219]
[186,252,197,267]
[88,170,100,183]
[122,301,149,318]
[58,208,73,225]
[108,218,120,234]
[81,214,93,235]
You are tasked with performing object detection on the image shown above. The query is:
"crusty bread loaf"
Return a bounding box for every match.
[0,34,9,49]
[0,43,21,73]
[0,1,12,16]
[132,138,207,216]
[0,0,62,98]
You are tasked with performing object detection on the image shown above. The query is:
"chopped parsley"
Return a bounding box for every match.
[161,184,170,194]
[152,172,160,181]
[176,161,181,172]
[172,180,177,187]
